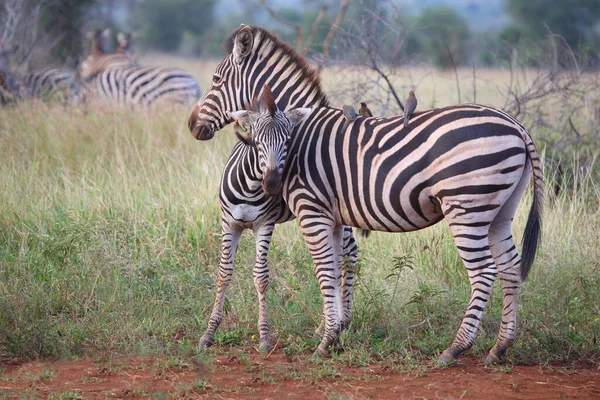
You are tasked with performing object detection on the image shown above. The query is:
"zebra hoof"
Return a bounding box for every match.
[313,345,330,358]
[484,348,506,365]
[438,350,458,366]
[259,341,271,354]
[315,324,324,336]
[198,335,214,349]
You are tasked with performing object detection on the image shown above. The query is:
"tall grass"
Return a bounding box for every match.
[0,97,598,364]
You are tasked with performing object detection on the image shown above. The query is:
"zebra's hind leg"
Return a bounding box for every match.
[485,221,521,365]
[252,223,275,353]
[439,200,500,363]
[199,221,243,349]
[485,163,531,364]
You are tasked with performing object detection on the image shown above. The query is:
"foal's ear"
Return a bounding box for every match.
[233,25,254,64]
[285,108,312,127]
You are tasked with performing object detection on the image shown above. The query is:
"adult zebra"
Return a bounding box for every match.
[82,65,201,107]
[188,25,544,364]
[80,29,200,106]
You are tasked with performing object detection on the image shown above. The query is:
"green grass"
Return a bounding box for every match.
[0,101,598,368]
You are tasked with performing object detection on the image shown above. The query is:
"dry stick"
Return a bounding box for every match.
[369,60,405,112]
[472,62,476,103]
[302,2,329,56]
[257,0,303,51]
[445,45,461,104]
[319,0,351,71]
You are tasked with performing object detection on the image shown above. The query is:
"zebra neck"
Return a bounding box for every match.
[229,142,264,190]
[250,34,328,110]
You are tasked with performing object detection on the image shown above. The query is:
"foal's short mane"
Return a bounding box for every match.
[248,84,277,116]
[223,25,329,108]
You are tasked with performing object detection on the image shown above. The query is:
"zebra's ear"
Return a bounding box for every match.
[285,108,312,127]
[233,26,254,64]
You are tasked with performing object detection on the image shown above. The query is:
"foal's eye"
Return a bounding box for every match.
[212,74,222,84]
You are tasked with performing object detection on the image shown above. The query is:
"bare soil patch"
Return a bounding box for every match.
[0,350,598,399]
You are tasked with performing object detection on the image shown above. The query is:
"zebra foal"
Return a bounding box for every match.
[188,25,544,364]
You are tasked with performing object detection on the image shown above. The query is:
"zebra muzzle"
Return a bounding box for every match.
[190,122,214,141]
[262,168,282,196]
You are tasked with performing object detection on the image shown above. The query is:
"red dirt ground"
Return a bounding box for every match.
[0,350,599,399]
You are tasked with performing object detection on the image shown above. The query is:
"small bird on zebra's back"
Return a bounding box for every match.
[358,102,373,117]
[404,90,417,128]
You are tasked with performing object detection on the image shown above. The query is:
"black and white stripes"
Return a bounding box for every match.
[83,65,201,107]
[189,25,544,364]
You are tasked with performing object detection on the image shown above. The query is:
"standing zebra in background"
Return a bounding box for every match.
[80,29,201,106]
[188,25,544,364]
[0,41,81,105]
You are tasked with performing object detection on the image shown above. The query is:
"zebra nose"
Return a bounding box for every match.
[188,106,215,140]
[262,168,282,196]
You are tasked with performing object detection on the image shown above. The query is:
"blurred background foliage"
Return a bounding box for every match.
[1,0,599,69]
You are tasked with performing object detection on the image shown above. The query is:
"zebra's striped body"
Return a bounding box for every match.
[188,25,544,363]
[1,42,80,104]
[83,66,201,107]
[21,68,82,103]
[1,68,81,104]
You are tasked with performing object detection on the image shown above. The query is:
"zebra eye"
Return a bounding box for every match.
[212,74,222,84]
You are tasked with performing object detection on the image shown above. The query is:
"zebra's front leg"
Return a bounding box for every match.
[315,226,357,335]
[341,226,358,330]
[253,223,275,353]
[199,221,243,349]
[440,223,498,363]
[299,220,344,355]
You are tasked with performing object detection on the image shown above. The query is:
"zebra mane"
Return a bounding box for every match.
[223,25,329,107]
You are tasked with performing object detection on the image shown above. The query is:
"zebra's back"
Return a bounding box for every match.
[86,66,201,107]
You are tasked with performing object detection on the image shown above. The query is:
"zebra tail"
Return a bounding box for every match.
[357,228,371,238]
[520,132,544,282]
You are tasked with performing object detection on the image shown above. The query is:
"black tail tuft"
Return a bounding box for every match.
[357,228,371,238]
[520,187,542,281]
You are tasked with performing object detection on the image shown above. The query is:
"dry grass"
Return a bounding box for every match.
[0,60,598,365]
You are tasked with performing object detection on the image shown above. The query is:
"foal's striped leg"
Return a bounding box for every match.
[252,223,275,353]
[199,220,243,348]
